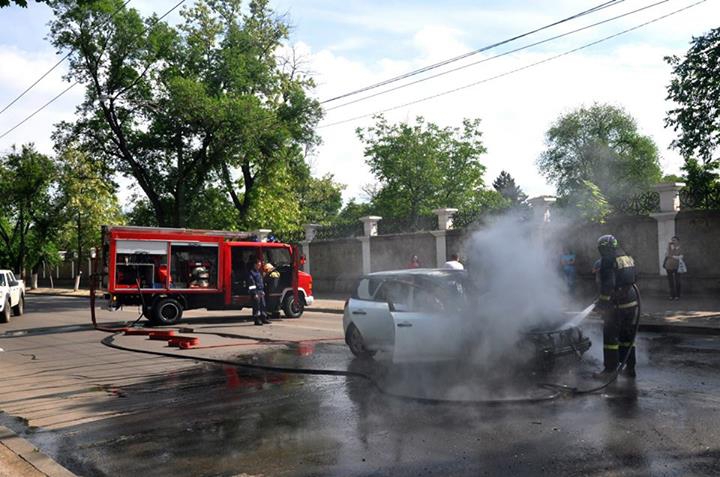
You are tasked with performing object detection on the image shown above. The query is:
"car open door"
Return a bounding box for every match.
[384,281,456,363]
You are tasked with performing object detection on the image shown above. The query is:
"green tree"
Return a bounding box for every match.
[492,170,527,206]
[538,103,662,210]
[296,172,344,225]
[666,28,720,204]
[666,27,720,166]
[0,0,44,7]
[50,0,322,228]
[56,148,124,274]
[0,144,58,276]
[357,115,488,226]
[660,174,683,183]
[680,158,720,209]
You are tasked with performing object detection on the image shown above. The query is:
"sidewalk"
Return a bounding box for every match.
[0,426,75,477]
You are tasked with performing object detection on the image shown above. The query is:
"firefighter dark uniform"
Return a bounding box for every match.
[248,264,270,326]
[596,235,639,377]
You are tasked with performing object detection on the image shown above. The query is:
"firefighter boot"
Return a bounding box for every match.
[254,316,263,326]
[619,343,636,378]
[261,314,271,324]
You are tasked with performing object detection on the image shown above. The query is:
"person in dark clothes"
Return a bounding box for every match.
[595,235,639,379]
[248,259,270,326]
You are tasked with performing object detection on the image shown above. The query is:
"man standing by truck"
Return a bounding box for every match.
[249,259,271,326]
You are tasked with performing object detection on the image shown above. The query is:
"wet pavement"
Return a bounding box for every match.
[2,296,720,476]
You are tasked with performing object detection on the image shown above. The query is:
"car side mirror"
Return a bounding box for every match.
[300,256,306,265]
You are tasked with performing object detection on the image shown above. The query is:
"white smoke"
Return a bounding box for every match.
[461,213,574,367]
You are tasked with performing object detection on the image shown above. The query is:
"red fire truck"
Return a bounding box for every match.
[100,226,313,325]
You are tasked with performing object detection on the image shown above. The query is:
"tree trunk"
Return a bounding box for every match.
[46,261,54,289]
[175,181,186,228]
[77,213,83,285]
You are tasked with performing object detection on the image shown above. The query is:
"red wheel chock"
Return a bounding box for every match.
[168,336,200,349]
[122,329,199,349]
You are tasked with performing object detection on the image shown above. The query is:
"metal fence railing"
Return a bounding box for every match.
[272,229,306,244]
[377,215,438,235]
[314,222,364,240]
[612,190,660,216]
[680,187,720,210]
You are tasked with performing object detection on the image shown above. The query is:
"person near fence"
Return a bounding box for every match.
[408,255,421,269]
[560,248,577,295]
[663,236,684,300]
[443,253,464,270]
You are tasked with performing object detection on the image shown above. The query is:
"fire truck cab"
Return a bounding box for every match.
[101,226,313,325]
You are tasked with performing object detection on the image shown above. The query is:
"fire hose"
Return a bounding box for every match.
[540,283,642,395]
[89,265,639,405]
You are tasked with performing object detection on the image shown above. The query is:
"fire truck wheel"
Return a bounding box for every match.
[282,294,304,318]
[151,298,184,326]
[1,299,11,323]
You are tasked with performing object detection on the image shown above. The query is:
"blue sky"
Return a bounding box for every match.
[1,0,719,203]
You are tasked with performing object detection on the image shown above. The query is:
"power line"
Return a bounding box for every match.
[320,0,626,104]
[319,0,708,129]
[0,0,186,141]
[326,0,674,112]
[0,0,133,117]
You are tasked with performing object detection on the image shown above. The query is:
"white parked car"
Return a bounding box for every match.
[343,269,590,363]
[0,269,25,323]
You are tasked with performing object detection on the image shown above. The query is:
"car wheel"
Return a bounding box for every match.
[150,298,184,326]
[346,324,376,359]
[12,295,24,316]
[1,299,10,323]
[282,294,304,318]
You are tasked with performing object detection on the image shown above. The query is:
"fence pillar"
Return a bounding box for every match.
[429,208,457,267]
[254,229,272,242]
[358,216,381,274]
[528,196,557,223]
[431,231,447,267]
[650,182,685,276]
[300,224,320,275]
[433,208,458,231]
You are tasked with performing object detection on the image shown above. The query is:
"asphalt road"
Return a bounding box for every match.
[1,295,719,476]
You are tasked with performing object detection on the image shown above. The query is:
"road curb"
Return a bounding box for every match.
[306,307,343,315]
[0,426,76,477]
[586,316,720,335]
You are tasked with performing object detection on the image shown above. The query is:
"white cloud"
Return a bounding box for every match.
[306,1,720,202]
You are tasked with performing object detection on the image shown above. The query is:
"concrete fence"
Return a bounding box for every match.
[297,183,720,295]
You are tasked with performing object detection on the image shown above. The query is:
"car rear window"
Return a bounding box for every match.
[353,277,382,300]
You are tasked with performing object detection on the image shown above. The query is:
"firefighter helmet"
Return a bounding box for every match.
[597,234,618,255]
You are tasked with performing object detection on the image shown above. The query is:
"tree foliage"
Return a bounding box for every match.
[666,27,720,166]
[538,103,662,209]
[50,0,322,228]
[492,170,527,206]
[0,144,60,275]
[56,148,124,268]
[357,115,489,225]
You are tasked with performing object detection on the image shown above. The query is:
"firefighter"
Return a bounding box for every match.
[595,234,639,378]
[248,259,271,326]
